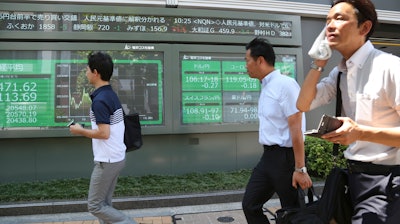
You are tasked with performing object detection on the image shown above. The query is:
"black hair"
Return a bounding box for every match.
[87,51,114,81]
[332,0,377,40]
[245,37,276,66]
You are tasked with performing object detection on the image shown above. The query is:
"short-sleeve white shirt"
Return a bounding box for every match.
[258,70,305,147]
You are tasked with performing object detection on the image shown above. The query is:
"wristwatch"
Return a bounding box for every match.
[295,166,307,173]
[310,62,324,72]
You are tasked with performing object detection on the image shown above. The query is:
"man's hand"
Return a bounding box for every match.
[69,123,85,135]
[292,171,312,190]
[313,59,328,68]
[322,117,360,146]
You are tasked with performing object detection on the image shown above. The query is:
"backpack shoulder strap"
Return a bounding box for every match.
[333,72,342,158]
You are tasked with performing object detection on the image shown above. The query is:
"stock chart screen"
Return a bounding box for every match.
[180,52,296,124]
[0,50,164,129]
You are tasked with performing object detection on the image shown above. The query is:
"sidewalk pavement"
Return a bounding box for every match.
[0,200,281,224]
[0,182,324,224]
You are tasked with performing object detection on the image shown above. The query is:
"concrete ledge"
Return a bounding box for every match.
[0,182,324,216]
[0,190,244,216]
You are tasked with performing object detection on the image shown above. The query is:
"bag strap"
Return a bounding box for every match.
[335,72,342,118]
[297,185,319,208]
[309,185,320,201]
[297,186,306,208]
[333,72,342,162]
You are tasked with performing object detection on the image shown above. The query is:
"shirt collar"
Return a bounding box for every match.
[344,40,374,70]
[261,69,280,87]
[90,84,112,100]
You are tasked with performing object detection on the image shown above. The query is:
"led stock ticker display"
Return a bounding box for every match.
[0,3,300,131]
[0,10,293,39]
[0,50,163,129]
[181,53,259,124]
[0,73,50,127]
[180,53,297,124]
[0,48,296,129]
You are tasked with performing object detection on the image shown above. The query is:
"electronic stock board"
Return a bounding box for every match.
[0,3,302,136]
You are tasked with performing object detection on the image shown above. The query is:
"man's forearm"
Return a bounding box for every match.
[297,69,322,112]
[359,125,400,147]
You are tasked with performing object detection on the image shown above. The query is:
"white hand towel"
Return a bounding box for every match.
[308,27,332,60]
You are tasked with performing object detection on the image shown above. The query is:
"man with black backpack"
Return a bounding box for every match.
[297,1,400,223]
[70,52,136,224]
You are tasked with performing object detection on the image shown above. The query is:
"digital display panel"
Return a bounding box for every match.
[0,8,294,39]
[0,50,163,129]
[180,53,297,125]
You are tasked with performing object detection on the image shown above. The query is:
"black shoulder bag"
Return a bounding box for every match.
[123,111,143,152]
[275,186,323,224]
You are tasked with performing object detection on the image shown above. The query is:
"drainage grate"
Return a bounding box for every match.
[217,216,235,223]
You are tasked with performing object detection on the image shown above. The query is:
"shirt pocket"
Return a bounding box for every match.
[355,93,373,123]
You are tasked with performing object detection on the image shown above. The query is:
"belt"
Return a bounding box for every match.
[263,145,292,150]
[347,160,399,175]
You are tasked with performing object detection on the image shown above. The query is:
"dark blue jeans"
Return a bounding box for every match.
[242,146,298,224]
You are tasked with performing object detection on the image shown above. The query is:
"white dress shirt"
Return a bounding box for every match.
[310,41,400,165]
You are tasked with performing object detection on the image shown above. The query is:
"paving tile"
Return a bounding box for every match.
[0,198,288,224]
[174,209,277,224]
[134,216,172,224]
[26,209,277,224]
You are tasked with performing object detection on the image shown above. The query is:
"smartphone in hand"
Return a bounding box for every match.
[67,119,75,127]
[304,114,343,138]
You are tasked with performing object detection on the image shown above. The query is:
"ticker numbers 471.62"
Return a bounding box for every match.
[0,82,38,102]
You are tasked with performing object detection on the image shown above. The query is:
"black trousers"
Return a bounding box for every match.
[347,160,400,224]
[242,145,298,224]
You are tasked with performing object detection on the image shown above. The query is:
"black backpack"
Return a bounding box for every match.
[275,167,352,224]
